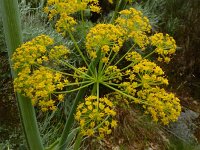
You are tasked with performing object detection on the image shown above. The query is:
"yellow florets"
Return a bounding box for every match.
[75,96,117,138]
[55,13,77,35]
[44,0,87,17]
[120,81,138,96]
[44,0,101,35]
[86,24,125,59]
[14,66,66,111]
[137,87,181,125]
[49,45,70,60]
[125,51,142,62]
[12,35,53,70]
[132,59,168,88]
[150,33,177,63]
[73,67,88,83]
[104,65,123,82]
[13,2,181,131]
[12,35,70,111]
[12,34,70,69]
[115,8,151,49]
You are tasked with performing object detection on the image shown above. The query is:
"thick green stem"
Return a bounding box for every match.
[58,82,87,149]
[0,0,43,150]
[73,132,83,150]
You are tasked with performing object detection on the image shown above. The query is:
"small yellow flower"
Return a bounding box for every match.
[58,94,64,101]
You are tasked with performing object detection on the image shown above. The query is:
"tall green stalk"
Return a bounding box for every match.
[0,0,44,149]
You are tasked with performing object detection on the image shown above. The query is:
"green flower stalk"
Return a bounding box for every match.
[0,0,43,149]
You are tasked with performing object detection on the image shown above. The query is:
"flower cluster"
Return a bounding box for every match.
[120,81,138,96]
[55,14,77,35]
[86,24,125,59]
[12,35,69,111]
[125,51,142,62]
[104,65,123,82]
[49,45,70,60]
[44,0,101,35]
[132,59,169,88]
[12,35,53,70]
[75,96,117,139]
[115,8,151,49]
[137,87,181,125]
[150,33,177,63]
[14,66,66,111]
[44,0,100,17]
[12,3,182,141]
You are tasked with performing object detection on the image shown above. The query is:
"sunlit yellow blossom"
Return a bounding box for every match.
[150,33,176,63]
[132,59,168,88]
[104,65,122,82]
[90,4,101,13]
[12,35,53,69]
[115,8,151,49]
[12,35,70,111]
[73,67,88,82]
[55,13,77,35]
[86,24,125,59]
[44,0,101,35]
[101,57,109,63]
[75,96,117,138]
[125,51,142,62]
[49,45,70,60]
[138,87,181,125]
[58,94,65,101]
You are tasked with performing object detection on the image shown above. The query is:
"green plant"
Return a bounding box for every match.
[2,0,182,149]
[0,0,43,149]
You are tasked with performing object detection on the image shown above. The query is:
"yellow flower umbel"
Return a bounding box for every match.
[12,35,53,70]
[150,33,177,63]
[86,24,125,59]
[104,65,123,83]
[75,96,117,139]
[115,8,151,50]
[137,87,181,125]
[12,35,70,111]
[44,0,101,35]
[44,0,101,16]
[55,13,77,36]
[14,3,181,138]
[132,59,169,88]
[125,51,142,62]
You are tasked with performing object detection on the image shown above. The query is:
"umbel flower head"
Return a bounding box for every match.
[137,87,181,125]
[86,24,125,59]
[150,33,177,63]
[12,4,181,140]
[115,8,151,50]
[75,96,117,139]
[12,35,69,111]
[44,0,101,36]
